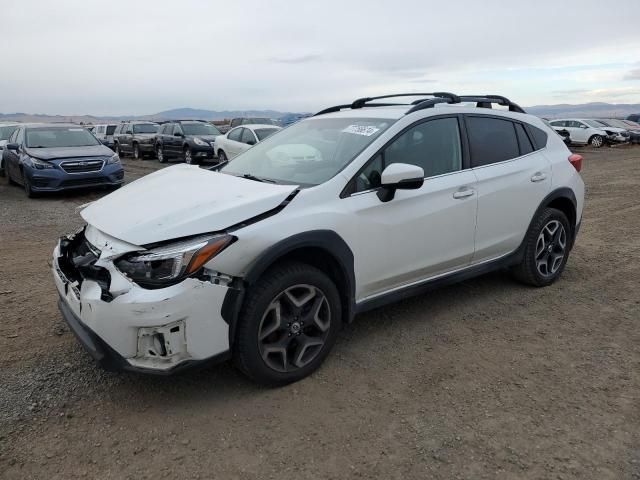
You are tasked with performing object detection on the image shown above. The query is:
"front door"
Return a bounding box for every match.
[342,116,478,301]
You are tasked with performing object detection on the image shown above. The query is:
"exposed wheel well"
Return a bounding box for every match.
[251,247,352,324]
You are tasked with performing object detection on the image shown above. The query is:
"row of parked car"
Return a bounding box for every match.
[91,118,282,164]
[547,117,640,147]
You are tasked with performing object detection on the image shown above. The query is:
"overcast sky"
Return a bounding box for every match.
[2,0,639,115]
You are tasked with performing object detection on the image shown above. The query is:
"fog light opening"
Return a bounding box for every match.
[152,333,167,357]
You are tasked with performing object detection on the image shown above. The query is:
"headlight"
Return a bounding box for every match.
[30,157,54,169]
[193,137,208,146]
[108,153,120,164]
[114,234,235,288]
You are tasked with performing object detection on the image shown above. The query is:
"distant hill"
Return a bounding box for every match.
[525,102,640,119]
[0,108,308,124]
[1,102,638,123]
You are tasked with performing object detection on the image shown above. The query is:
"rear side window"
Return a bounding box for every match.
[241,128,257,144]
[514,123,534,155]
[527,125,548,150]
[228,128,243,142]
[466,116,520,167]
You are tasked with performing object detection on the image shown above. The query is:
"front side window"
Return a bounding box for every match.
[133,124,158,134]
[172,124,183,136]
[351,117,462,193]
[220,117,393,186]
[584,120,606,128]
[467,116,520,167]
[25,127,100,148]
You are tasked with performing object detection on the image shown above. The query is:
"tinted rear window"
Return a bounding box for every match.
[254,128,279,141]
[106,125,116,135]
[466,116,520,167]
[515,123,534,155]
[528,125,548,150]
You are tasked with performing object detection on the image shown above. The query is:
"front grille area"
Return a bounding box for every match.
[61,178,108,188]
[60,158,104,174]
[114,170,124,180]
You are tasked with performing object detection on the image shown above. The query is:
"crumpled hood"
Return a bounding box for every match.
[81,164,298,245]
[25,144,114,160]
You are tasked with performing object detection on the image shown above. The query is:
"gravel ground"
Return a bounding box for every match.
[0,148,639,479]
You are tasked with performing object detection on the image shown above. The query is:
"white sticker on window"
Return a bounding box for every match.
[342,125,380,137]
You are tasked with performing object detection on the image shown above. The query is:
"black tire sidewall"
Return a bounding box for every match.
[157,146,165,163]
[218,151,226,162]
[519,208,571,287]
[235,262,342,386]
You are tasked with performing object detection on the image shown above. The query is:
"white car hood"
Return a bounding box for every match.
[81,164,298,245]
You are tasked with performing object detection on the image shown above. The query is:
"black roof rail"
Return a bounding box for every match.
[313,92,525,116]
[458,95,526,113]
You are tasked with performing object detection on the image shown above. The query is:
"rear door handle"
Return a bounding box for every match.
[453,187,475,199]
[531,172,547,182]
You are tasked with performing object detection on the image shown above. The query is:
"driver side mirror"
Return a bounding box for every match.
[174,132,184,137]
[580,125,588,129]
[377,163,424,202]
[6,143,19,151]
[246,139,256,146]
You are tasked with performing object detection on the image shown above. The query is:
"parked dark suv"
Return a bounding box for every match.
[155,121,221,164]
[113,122,159,159]
[3,124,123,197]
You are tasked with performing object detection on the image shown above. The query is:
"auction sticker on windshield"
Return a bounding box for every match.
[342,125,380,136]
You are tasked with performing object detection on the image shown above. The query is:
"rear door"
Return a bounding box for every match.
[465,115,552,263]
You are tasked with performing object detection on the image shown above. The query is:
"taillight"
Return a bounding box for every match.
[568,154,583,172]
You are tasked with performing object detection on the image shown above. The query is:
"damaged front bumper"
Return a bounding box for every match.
[52,226,236,374]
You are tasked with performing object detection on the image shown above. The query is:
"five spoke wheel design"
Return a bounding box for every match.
[258,284,331,373]
[535,220,567,277]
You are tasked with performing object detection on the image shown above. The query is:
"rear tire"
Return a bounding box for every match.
[157,145,166,163]
[511,208,571,287]
[589,135,604,148]
[234,262,342,386]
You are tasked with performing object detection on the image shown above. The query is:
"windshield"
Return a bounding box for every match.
[182,123,221,136]
[25,127,100,148]
[106,125,117,135]
[221,117,394,186]
[133,124,158,134]
[0,125,18,141]
[254,128,279,141]
[244,118,277,125]
[584,120,606,128]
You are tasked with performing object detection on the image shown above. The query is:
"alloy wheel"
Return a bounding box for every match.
[535,220,567,277]
[258,284,331,373]
[591,135,603,148]
[134,144,140,159]
[184,148,192,164]
[157,146,164,163]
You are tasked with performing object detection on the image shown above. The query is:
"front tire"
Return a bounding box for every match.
[184,147,194,164]
[589,134,604,148]
[217,150,227,163]
[234,262,342,386]
[133,143,141,160]
[114,143,122,157]
[23,175,37,198]
[511,208,571,287]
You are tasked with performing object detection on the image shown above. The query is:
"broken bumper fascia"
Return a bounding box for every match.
[52,239,235,374]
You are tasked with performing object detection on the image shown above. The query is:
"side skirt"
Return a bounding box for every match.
[354,251,521,315]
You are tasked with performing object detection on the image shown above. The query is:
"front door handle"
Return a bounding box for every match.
[531,172,547,182]
[453,187,475,199]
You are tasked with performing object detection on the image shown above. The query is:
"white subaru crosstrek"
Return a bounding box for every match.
[53,93,585,385]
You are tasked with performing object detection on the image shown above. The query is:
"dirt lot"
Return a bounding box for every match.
[1,148,639,479]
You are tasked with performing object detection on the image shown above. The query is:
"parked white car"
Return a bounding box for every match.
[92,124,118,149]
[52,93,584,385]
[213,124,281,162]
[548,118,627,147]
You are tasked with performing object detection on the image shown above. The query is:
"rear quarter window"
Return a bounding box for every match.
[527,125,548,150]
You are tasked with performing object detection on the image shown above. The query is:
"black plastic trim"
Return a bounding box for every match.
[243,230,356,322]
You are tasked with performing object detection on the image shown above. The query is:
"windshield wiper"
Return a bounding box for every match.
[242,173,276,183]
